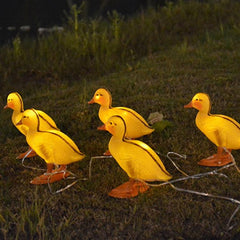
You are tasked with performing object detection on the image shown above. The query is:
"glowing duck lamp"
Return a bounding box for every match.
[16,108,85,184]
[88,88,154,139]
[99,115,172,198]
[184,93,240,166]
[4,92,59,159]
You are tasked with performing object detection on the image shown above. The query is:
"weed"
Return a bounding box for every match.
[12,37,22,60]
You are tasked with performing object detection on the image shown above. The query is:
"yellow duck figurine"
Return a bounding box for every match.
[4,92,59,159]
[16,108,85,184]
[99,115,172,198]
[88,88,154,139]
[184,93,240,166]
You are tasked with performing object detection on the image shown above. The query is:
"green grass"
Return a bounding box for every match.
[1,0,240,239]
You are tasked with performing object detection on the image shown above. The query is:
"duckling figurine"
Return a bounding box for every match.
[99,115,172,198]
[184,93,240,166]
[4,92,59,159]
[16,108,85,184]
[88,88,154,139]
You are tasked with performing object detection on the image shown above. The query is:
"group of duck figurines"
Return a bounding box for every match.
[3,88,240,198]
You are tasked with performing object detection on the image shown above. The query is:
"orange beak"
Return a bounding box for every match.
[97,124,106,131]
[4,102,14,109]
[16,120,23,126]
[184,101,193,108]
[88,98,95,104]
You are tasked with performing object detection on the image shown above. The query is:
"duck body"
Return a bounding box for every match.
[196,112,240,150]
[102,115,172,198]
[26,129,84,166]
[185,92,240,166]
[89,88,154,139]
[17,109,85,184]
[109,137,172,181]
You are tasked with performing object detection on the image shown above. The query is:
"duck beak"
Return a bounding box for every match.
[4,102,14,109]
[184,101,193,108]
[97,124,106,131]
[88,98,95,104]
[16,120,23,126]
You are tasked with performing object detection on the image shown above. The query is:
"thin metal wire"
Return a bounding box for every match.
[169,183,240,204]
[88,155,113,179]
[145,162,234,188]
[21,149,46,171]
[166,152,188,176]
[169,183,240,231]
[227,205,240,231]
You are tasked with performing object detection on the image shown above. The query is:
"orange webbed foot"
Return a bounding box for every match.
[198,152,232,167]
[108,179,150,198]
[30,174,52,185]
[30,165,70,184]
[30,171,71,184]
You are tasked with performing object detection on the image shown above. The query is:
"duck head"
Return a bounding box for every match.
[16,109,39,131]
[99,115,126,139]
[184,93,211,114]
[4,92,24,111]
[88,88,112,107]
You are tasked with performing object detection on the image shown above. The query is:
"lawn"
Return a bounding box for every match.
[1,1,240,239]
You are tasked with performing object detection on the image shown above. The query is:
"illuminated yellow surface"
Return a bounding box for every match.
[5,92,59,136]
[19,109,85,165]
[89,88,154,139]
[187,93,240,149]
[105,116,172,181]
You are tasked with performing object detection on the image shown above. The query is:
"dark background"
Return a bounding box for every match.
[0,0,166,45]
[0,0,165,27]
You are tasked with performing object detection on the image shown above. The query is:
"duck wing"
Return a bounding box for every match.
[36,110,59,131]
[115,107,151,127]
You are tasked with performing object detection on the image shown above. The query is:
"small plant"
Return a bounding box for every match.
[12,36,23,64]
[108,10,122,42]
[67,2,86,38]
